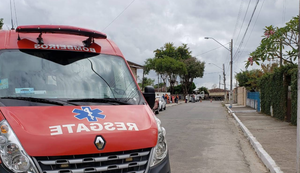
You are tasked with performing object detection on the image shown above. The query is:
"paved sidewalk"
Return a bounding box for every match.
[226,104,296,173]
[166,100,185,107]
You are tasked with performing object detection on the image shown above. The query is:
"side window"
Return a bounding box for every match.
[112,59,139,98]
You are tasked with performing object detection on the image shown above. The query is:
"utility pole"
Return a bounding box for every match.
[141,68,145,92]
[204,37,231,103]
[229,39,233,108]
[158,74,159,92]
[223,64,226,100]
[297,1,300,172]
[219,75,221,88]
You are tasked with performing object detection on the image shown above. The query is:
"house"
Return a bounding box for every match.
[127,60,143,81]
[208,88,228,100]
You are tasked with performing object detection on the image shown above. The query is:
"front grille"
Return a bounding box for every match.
[33,148,152,173]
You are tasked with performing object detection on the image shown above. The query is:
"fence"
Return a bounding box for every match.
[246,92,260,112]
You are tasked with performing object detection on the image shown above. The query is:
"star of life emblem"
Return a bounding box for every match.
[73,107,105,122]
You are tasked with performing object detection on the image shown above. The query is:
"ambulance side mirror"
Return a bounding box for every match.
[143,86,155,109]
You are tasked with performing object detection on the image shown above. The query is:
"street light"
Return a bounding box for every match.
[205,37,233,108]
[208,63,226,100]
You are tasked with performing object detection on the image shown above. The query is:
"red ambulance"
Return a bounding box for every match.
[0,25,170,173]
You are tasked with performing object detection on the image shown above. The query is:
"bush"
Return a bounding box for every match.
[259,64,297,122]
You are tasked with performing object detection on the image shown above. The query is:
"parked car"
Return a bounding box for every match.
[189,94,197,102]
[156,96,166,111]
[153,97,160,114]
[189,94,202,102]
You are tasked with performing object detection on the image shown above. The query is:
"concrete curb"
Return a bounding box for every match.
[166,101,185,108]
[226,106,283,173]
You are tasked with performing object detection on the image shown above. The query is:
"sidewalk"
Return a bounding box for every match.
[225,104,296,173]
[166,100,185,107]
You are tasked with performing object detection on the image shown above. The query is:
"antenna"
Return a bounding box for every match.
[10,0,14,30]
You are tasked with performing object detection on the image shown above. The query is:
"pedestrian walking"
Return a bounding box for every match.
[166,94,169,104]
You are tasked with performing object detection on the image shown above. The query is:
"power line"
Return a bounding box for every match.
[204,71,223,75]
[282,0,286,25]
[234,0,252,45]
[232,0,244,39]
[235,0,265,64]
[102,0,136,32]
[196,43,230,56]
[234,0,260,62]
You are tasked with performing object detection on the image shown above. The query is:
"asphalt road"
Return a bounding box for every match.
[157,101,268,173]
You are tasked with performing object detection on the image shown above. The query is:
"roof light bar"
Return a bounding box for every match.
[16,25,107,39]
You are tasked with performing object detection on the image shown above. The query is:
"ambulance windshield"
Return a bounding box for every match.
[0,50,143,106]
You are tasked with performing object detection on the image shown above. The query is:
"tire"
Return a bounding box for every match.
[156,109,159,114]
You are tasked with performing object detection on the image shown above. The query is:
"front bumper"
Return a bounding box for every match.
[0,151,171,173]
[148,152,171,173]
[0,164,12,173]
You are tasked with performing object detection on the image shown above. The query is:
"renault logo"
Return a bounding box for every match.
[94,136,106,150]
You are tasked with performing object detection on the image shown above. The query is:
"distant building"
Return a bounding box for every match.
[208,88,228,100]
[127,60,143,81]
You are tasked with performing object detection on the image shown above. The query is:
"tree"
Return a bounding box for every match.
[144,43,205,95]
[173,84,183,94]
[198,86,209,94]
[261,63,279,73]
[138,77,154,89]
[189,82,196,94]
[144,43,187,94]
[0,18,3,30]
[171,83,196,94]
[235,69,264,92]
[180,57,205,95]
[246,16,298,67]
[154,82,165,89]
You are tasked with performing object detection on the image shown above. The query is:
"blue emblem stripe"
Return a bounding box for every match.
[73,107,106,122]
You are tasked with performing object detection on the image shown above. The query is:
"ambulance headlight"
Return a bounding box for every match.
[0,120,38,173]
[150,117,168,167]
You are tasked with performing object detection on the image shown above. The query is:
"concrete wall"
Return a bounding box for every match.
[237,87,247,106]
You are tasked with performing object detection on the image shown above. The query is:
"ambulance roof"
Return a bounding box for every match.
[0,25,124,57]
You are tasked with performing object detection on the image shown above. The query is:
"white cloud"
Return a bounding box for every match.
[1,0,298,89]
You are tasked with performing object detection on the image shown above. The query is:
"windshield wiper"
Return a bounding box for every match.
[0,97,67,106]
[67,98,130,105]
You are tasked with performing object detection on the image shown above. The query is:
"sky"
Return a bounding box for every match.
[0,0,298,90]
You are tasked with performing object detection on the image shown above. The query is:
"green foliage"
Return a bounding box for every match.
[0,18,3,30]
[235,69,264,91]
[259,64,297,122]
[138,77,155,89]
[154,82,165,89]
[173,84,183,94]
[247,16,298,67]
[144,42,205,95]
[198,86,209,94]
[290,68,298,125]
[171,82,196,94]
[177,44,192,60]
[189,82,196,94]
[180,57,205,95]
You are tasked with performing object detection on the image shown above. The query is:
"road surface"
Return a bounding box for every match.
[158,101,268,173]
